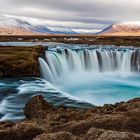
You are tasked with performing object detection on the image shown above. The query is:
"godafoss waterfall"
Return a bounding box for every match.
[39,45,140,104]
[0,44,140,121]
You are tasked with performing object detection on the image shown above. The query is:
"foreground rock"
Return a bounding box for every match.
[0,95,140,140]
[0,46,45,77]
[24,95,54,119]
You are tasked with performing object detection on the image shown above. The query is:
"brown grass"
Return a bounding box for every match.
[0,46,45,77]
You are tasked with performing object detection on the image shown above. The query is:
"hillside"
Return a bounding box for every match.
[100,21,140,36]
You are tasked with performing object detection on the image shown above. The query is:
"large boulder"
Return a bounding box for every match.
[24,95,54,119]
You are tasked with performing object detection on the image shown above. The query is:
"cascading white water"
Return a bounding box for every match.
[39,58,55,84]
[37,46,140,106]
[39,47,136,83]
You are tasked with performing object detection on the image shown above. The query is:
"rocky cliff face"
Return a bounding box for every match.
[0,95,139,140]
[0,46,45,77]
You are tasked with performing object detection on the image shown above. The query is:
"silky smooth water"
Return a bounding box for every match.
[0,72,140,121]
[55,72,140,105]
[0,78,93,121]
[0,44,140,121]
[39,45,140,106]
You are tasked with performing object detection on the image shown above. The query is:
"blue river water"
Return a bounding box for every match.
[0,71,140,121]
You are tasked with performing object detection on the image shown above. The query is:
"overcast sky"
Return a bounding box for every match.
[0,0,140,33]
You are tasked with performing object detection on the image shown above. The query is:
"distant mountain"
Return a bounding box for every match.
[0,15,77,35]
[99,21,140,36]
[0,16,38,35]
[34,25,77,34]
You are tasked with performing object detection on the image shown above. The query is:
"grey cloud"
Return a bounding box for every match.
[0,0,140,32]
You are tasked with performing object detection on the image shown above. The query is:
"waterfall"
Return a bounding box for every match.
[39,47,140,83]
[38,58,55,84]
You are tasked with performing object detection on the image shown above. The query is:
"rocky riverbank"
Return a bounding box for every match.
[0,95,139,140]
[0,46,45,77]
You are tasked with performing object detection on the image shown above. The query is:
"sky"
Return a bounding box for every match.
[0,0,140,33]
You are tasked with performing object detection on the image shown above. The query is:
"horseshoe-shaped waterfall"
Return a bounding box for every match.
[39,45,140,106]
[0,45,140,121]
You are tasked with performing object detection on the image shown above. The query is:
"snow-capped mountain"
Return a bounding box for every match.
[0,16,39,35]
[99,21,140,36]
[34,25,77,34]
[0,15,77,35]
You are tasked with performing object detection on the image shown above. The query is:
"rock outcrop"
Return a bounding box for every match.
[24,95,53,119]
[0,95,140,140]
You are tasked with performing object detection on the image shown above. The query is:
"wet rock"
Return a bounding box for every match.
[24,95,54,119]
